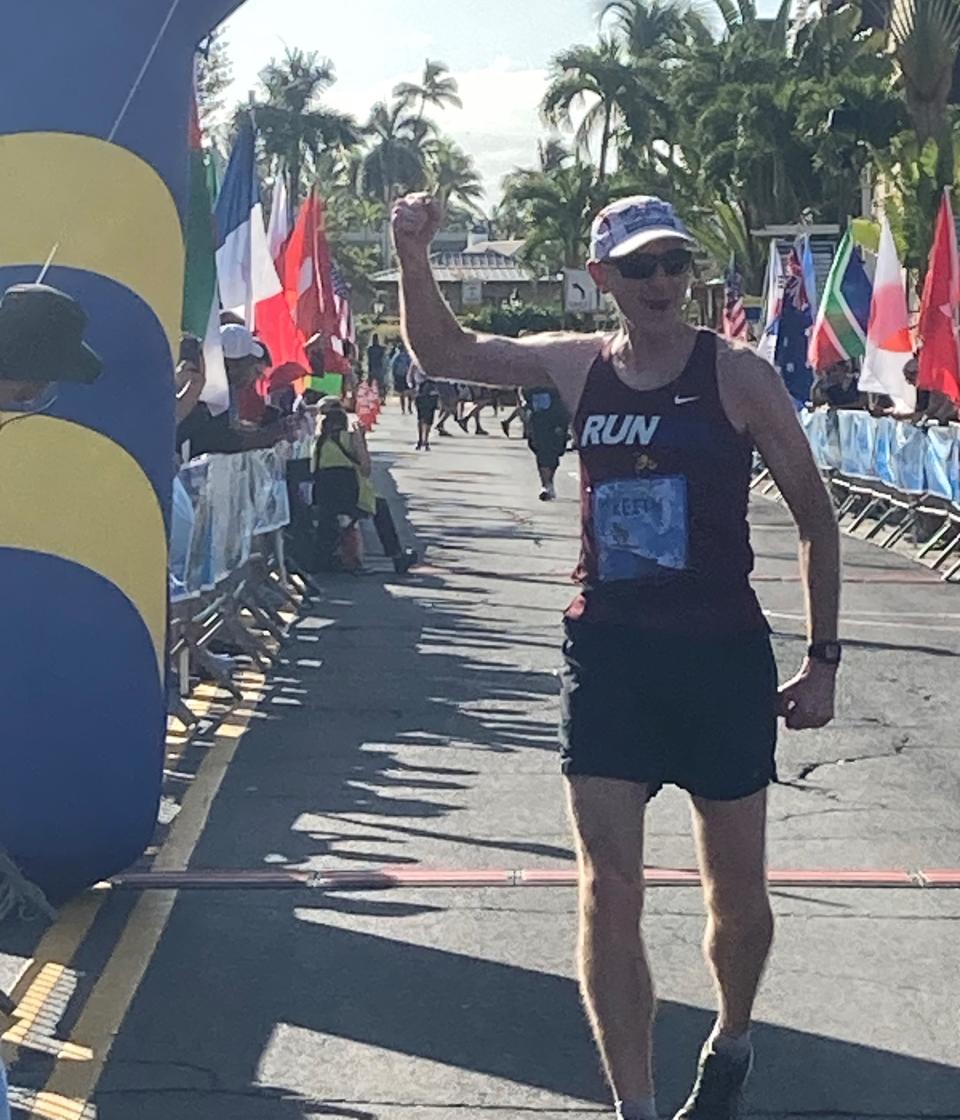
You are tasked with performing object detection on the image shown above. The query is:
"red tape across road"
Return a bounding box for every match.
[104,867,960,891]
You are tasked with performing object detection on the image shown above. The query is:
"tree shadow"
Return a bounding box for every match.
[88,900,960,1118]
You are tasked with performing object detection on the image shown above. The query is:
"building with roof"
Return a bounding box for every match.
[369,231,561,314]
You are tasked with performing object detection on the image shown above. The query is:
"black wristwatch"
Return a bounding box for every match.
[808,641,842,666]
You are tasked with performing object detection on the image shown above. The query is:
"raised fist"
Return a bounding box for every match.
[392,193,443,256]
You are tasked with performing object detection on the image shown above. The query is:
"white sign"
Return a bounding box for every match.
[564,268,601,313]
[462,279,483,306]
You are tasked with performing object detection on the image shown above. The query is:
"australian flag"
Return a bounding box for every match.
[774,242,814,405]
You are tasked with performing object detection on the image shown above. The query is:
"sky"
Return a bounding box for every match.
[221,0,785,208]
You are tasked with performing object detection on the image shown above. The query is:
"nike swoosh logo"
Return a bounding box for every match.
[674,395,700,406]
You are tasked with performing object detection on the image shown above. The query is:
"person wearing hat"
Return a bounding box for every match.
[392,193,841,1120]
[311,396,417,574]
[0,283,102,410]
[176,324,294,458]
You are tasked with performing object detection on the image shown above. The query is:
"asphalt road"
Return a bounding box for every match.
[3,405,959,1119]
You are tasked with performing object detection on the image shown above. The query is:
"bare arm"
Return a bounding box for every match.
[393,193,602,415]
[719,343,840,729]
[174,361,205,423]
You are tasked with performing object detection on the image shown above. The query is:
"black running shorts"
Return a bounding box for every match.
[559,618,778,800]
[415,398,438,423]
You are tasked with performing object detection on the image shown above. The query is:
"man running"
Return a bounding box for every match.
[393,193,840,1120]
[524,384,570,501]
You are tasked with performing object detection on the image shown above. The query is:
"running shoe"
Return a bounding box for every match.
[673,1042,753,1120]
[393,548,419,574]
[455,417,469,433]
[538,486,556,501]
[475,426,490,436]
[500,420,511,437]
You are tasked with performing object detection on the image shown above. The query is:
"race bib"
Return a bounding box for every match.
[593,476,689,582]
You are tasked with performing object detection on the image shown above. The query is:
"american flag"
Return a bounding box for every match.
[329,260,355,355]
[723,259,749,340]
[782,242,811,315]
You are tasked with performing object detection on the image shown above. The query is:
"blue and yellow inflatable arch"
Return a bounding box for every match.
[0,1,244,903]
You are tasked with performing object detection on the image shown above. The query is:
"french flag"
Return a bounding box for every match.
[214,117,307,369]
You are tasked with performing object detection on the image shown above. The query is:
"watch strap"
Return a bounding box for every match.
[808,641,842,665]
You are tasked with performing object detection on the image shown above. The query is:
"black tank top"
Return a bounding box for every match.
[567,330,767,634]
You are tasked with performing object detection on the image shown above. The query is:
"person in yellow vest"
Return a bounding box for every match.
[312,397,417,574]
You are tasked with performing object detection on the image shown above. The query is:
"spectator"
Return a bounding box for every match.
[367,332,386,402]
[887,353,959,425]
[0,282,102,409]
[223,323,268,423]
[311,397,417,573]
[810,361,865,410]
[175,340,206,424]
[341,339,360,407]
[176,324,292,457]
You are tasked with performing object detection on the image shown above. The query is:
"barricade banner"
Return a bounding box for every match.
[873,417,898,488]
[800,411,960,510]
[180,457,215,595]
[837,410,877,479]
[890,422,927,495]
[169,476,196,601]
[250,448,291,536]
[924,426,960,503]
[823,409,843,470]
[801,409,839,469]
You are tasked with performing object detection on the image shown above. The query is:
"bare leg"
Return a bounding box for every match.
[500,405,522,435]
[566,777,656,1101]
[690,789,774,1037]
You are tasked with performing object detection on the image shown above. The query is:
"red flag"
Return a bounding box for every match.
[281,191,349,373]
[918,189,960,403]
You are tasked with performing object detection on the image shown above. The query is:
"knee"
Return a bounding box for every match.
[579,862,646,921]
[705,881,773,937]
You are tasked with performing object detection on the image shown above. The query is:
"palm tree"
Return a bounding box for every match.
[250,48,360,206]
[424,137,485,214]
[891,0,960,176]
[394,59,463,144]
[360,100,429,205]
[501,162,604,271]
[601,0,711,56]
[703,0,758,33]
[538,137,571,172]
[889,0,960,269]
[541,37,636,180]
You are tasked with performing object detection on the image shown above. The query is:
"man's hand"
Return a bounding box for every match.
[777,659,836,730]
[175,359,205,393]
[392,193,442,257]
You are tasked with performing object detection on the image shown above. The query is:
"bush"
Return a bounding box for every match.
[460,304,597,337]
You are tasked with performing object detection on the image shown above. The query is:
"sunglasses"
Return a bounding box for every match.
[614,248,694,280]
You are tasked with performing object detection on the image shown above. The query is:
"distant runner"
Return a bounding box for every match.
[524,385,569,501]
[393,192,840,1120]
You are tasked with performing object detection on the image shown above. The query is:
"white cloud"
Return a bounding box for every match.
[404,59,551,207]
[226,40,553,208]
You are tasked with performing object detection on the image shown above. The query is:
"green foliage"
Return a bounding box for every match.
[196,29,233,136]
[360,99,429,204]
[211,1,960,308]
[460,304,595,336]
[500,160,607,272]
[244,49,360,206]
